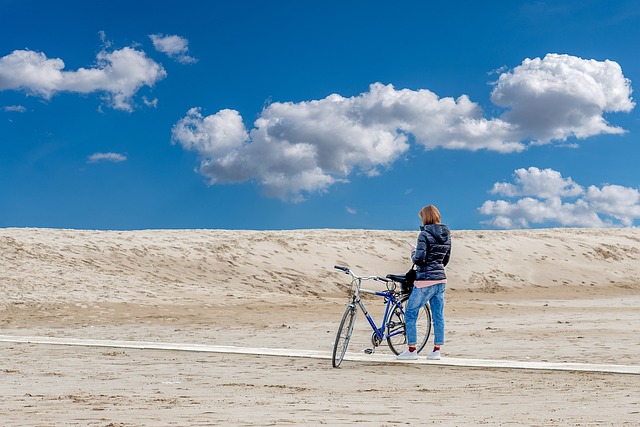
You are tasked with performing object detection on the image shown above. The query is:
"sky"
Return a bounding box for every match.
[1,0,640,231]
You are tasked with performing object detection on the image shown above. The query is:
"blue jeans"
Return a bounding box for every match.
[405,283,446,346]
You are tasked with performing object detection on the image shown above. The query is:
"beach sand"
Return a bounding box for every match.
[1,227,639,426]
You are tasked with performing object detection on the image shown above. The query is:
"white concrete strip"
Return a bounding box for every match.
[0,335,638,375]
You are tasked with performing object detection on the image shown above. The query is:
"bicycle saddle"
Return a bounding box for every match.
[385,274,407,283]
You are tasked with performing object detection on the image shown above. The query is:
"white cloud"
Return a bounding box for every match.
[142,96,158,108]
[149,34,197,64]
[491,53,634,143]
[3,105,26,112]
[479,197,608,228]
[98,30,112,49]
[87,152,127,163]
[480,167,640,228]
[584,185,640,227]
[346,206,357,215]
[490,167,584,199]
[172,93,409,200]
[0,47,166,111]
[172,54,634,201]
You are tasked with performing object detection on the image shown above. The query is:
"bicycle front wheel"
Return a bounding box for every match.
[386,294,432,355]
[332,303,357,368]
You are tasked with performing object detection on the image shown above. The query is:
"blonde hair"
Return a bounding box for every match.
[419,205,441,225]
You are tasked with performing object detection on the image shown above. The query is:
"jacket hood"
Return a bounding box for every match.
[421,223,450,243]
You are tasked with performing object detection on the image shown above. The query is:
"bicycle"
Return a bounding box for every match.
[331,265,432,368]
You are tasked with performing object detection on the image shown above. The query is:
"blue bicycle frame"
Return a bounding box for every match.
[356,287,405,343]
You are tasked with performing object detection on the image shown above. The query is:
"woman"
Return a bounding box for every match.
[397,205,451,360]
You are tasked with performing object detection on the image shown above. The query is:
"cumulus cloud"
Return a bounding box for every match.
[87,152,127,163]
[149,34,197,64]
[479,167,640,228]
[584,185,640,227]
[0,47,166,111]
[172,54,634,201]
[491,53,634,143]
[488,167,584,199]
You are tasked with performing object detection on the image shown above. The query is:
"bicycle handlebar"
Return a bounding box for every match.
[334,265,389,283]
[334,265,350,273]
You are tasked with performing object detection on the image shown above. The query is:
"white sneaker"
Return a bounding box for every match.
[396,349,418,360]
[426,350,441,360]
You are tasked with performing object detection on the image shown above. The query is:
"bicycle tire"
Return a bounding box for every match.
[386,294,432,355]
[332,304,357,368]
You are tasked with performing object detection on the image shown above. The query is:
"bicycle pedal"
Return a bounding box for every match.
[363,348,375,354]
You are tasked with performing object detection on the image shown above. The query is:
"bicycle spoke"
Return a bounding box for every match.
[386,295,431,355]
[332,304,357,367]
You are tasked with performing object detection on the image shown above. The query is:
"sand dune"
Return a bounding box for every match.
[2,227,639,304]
[1,227,639,425]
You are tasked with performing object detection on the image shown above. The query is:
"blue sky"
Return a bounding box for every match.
[1,0,639,231]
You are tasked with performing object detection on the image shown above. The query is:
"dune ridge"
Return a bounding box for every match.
[1,227,639,308]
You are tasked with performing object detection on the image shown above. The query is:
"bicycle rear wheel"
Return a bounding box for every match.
[386,294,431,355]
[332,303,357,368]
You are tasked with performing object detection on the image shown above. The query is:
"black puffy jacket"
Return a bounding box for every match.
[412,223,451,281]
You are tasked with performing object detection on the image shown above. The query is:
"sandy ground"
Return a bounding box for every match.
[1,227,639,426]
